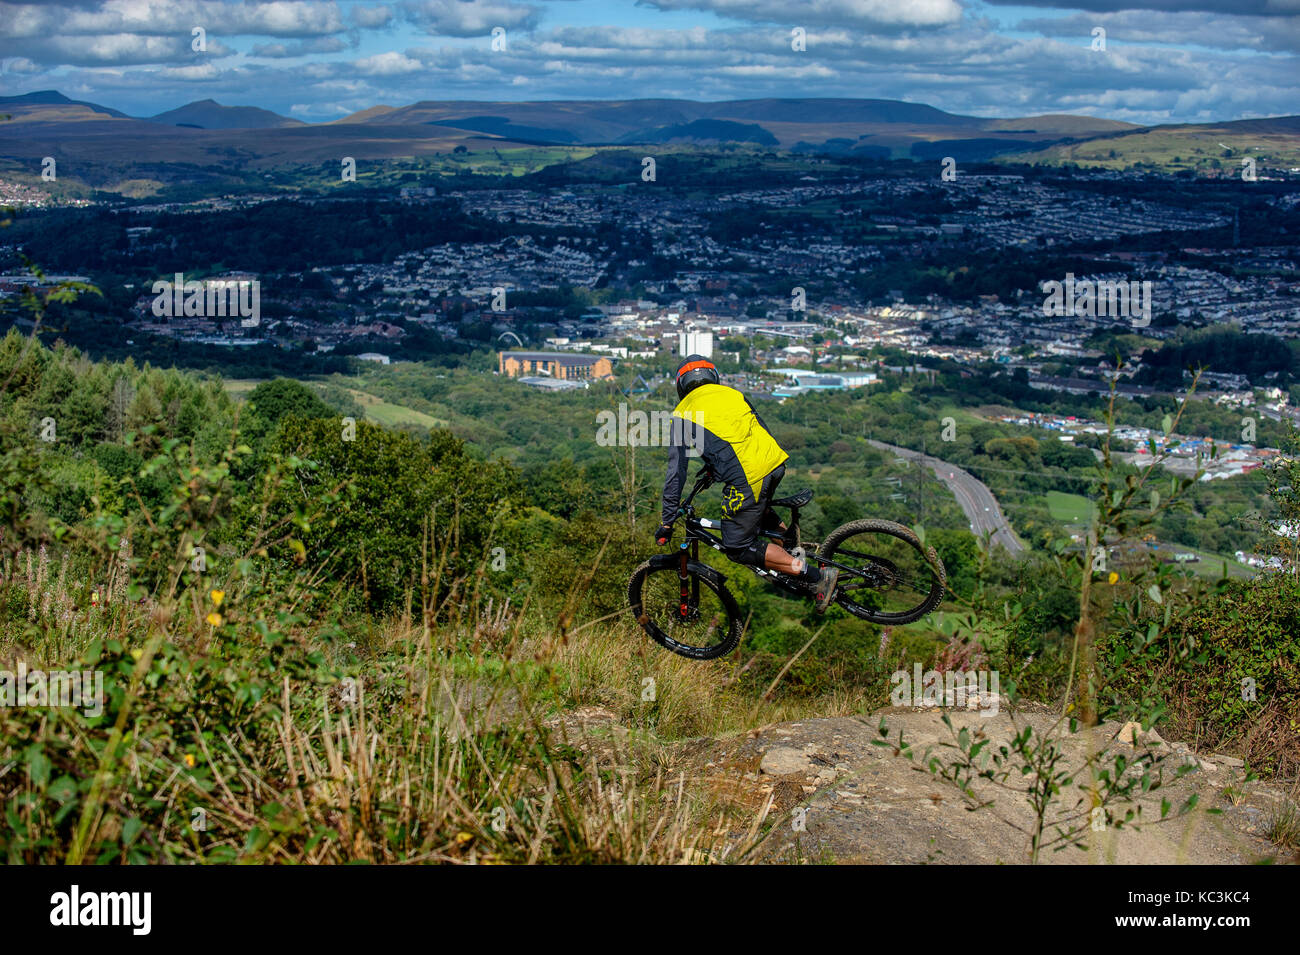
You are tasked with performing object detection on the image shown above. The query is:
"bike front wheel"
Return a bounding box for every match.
[628,556,743,660]
[819,519,946,625]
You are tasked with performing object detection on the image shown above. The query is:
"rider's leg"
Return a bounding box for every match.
[754,466,810,576]
[757,465,797,546]
[723,470,823,582]
[762,542,803,575]
[738,468,835,609]
[722,480,777,568]
[763,544,822,584]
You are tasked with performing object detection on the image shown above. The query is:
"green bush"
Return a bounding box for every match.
[1102,573,1300,775]
[271,418,523,612]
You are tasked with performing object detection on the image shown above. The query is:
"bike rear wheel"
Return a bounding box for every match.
[628,557,743,660]
[819,519,946,625]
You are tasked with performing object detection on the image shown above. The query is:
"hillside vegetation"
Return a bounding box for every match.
[2,326,1298,863]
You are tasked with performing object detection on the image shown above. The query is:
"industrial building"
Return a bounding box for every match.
[498,350,615,381]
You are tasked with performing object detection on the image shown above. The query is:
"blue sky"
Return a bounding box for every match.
[0,0,1296,123]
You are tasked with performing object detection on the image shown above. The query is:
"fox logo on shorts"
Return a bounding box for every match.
[721,485,746,518]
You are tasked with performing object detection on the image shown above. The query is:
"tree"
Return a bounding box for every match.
[243,378,335,445]
[271,419,522,611]
[107,377,134,441]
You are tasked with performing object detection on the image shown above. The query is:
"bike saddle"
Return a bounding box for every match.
[772,489,814,508]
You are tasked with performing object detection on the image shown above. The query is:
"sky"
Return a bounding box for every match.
[0,0,1296,124]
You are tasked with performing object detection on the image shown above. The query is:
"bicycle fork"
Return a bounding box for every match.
[677,539,697,620]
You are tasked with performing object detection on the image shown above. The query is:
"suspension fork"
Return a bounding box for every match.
[676,537,700,618]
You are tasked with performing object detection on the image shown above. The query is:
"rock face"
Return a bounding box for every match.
[760,746,818,776]
[694,709,1284,865]
[1114,721,1167,749]
[542,702,1286,864]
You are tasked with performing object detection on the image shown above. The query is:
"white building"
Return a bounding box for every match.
[678,329,714,357]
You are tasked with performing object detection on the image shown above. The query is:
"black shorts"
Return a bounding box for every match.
[721,464,785,562]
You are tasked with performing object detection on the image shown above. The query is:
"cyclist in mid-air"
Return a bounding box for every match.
[656,354,838,612]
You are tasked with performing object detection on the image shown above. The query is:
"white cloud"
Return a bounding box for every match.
[353,50,424,74]
[985,0,1299,15]
[157,60,223,80]
[399,0,542,37]
[1017,10,1300,54]
[2,56,42,73]
[351,4,395,29]
[0,1,347,40]
[640,0,963,29]
[252,36,349,57]
[0,0,1292,125]
[0,32,234,67]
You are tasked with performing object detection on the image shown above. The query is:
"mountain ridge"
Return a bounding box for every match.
[1,90,1296,173]
[147,99,304,130]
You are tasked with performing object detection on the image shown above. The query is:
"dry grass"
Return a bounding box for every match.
[0,554,797,864]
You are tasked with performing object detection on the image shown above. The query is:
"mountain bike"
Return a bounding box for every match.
[628,466,947,659]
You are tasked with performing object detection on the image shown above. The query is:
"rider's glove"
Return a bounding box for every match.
[655,524,674,545]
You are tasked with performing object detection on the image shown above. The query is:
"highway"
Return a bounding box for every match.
[867,439,1027,555]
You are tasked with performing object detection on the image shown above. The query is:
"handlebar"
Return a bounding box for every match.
[667,467,714,526]
[682,467,714,511]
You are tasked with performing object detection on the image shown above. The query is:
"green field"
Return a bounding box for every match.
[353,395,446,430]
[1004,127,1300,174]
[1046,490,1095,525]
[1151,542,1254,581]
[222,378,447,430]
[442,146,597,177]
[221,378,261,396]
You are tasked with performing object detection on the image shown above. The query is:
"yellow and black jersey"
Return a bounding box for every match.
[661,383,788,525]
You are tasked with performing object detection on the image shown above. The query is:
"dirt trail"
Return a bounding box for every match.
[550,705,1292,864]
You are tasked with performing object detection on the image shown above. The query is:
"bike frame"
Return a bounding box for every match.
[670,468,813,602]
[647,468,944,640]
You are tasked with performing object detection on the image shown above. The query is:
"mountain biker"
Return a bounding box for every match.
[656,354,838,612]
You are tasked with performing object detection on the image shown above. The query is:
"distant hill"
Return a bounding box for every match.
[1005,114,1300,172]
[330,105,397,125]
[0,89,129,119]
[357,98,1140,157]
[911,138,1044,162]
[427,115,581,143]
[712,97,977,126]
[615,118,780,146]
[981,114,1135,136]
[314,97,1133,161]
[148,99,304,130]
[364,97,989,145]
[0,89,1293,178]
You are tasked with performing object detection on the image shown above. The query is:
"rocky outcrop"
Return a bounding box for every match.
[549,704,1290,864]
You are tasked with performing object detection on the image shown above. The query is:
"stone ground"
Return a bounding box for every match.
[546,705,1296,865]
